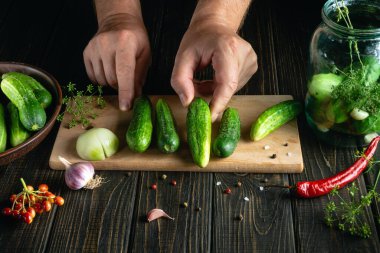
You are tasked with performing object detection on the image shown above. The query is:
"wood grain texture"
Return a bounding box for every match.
[212,173,295,253]
[0,0,379,252]
[0,129,63,252]
[44,172,139,252]
[129,172,212,253]
[290,124,380,252]
[49,95,303,173]
[269,0,380,251]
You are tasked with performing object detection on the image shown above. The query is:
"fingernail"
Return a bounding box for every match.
[120,100,130,111]
[179,93,187,105]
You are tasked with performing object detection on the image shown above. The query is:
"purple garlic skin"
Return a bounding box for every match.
[65,162,95,190]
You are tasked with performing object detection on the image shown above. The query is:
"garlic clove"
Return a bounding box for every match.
[146,208,174,222]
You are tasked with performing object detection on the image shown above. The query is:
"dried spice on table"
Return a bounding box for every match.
[266,136,380,198]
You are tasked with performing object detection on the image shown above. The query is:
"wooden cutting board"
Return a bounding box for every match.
[49,95,304,173]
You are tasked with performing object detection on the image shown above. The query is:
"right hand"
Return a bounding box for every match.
[83,13,151,111]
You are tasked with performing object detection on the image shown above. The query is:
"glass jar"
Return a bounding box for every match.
[306,0,380,147]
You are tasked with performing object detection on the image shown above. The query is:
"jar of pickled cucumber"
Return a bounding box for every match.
[306,0,380,147]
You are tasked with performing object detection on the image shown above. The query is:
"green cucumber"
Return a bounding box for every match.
[7,102,31,147]
[0,103,7,152]
[250,100,302,141]
[156,98,180,153]
[1,75,46,131]
[308,73,343,101]
[187,98,211,168]
[212,107,240,158]
[360,56,380,85]
[325,99,349,124]
[126,96,153,152]
[2,72,52,108]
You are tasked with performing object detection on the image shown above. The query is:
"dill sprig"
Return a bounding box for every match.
[330,1,380,114]
[325,152,380,239]
[325,181,380,238]
[57,83,106,128]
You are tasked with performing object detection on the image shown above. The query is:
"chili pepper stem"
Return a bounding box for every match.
[264,185,293,189]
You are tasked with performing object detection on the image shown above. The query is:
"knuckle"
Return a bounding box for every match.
[222,36,240,54]
[118,29,135,42]
[226,80,238,92]
[96,32,109,45]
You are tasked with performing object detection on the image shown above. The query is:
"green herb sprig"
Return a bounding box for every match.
[57,83,106,128]
[330,0,380,115]
[325,158,380,238]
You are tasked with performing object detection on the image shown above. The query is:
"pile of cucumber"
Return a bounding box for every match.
[126,96,301,168]
[125,96,241,168]
[0,72,52,152]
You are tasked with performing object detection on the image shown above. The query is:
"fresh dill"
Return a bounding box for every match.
[57,83,106,128]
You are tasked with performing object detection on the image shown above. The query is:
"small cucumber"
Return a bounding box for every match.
[212,107,240,158]
[2,72,52,108]
[308,73,343,101]
[360,56,380,85]
[7,102,31,147]
[0,103,7,152]
[250,100,302,141]
[187,98,211,168]
[1,75,46,131]
[126,96,153,152]
[156,98,180,153]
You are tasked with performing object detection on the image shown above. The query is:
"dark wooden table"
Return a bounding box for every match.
[0,0,379,252]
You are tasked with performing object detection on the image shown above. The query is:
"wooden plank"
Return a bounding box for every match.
[212,173,296,252]
[0,0,71,252]
[44,171,139,252]
[129,172,212,252]
[210,1,295,252]
[290,125,380,252]
[363,149,380,240]
[270,0,380,250]
[0,127,64,252]
[49,95,303,173]
[36,1,141,252]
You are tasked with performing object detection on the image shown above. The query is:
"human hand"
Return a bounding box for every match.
[83,13,151,111]
[171,21,258,121]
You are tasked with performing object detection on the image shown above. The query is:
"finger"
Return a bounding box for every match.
[84,57,97,84]
[83,48,97,84]
[171,50,198,106]
[101,51,118,89]
[134,47,151,98]
[92,58,108,86]
[210,52,239,122]
[116,46,136,111]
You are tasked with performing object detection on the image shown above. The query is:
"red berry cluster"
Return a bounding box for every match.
[1,178,64,224]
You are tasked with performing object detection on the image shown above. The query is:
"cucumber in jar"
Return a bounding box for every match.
[308,73,343,101]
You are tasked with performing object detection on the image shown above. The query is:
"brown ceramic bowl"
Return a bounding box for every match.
[0,62,62,165]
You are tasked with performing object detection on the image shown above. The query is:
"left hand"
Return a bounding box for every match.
[171,21,258,121]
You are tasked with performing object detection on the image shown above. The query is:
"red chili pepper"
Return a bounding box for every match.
[295,136,380,198]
